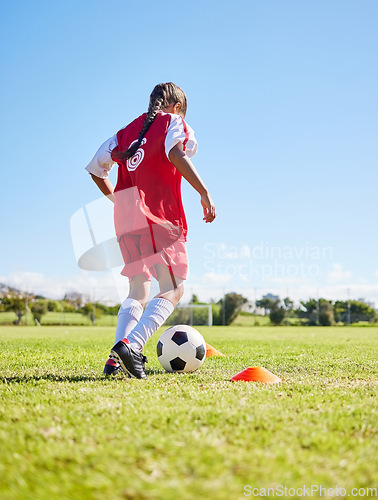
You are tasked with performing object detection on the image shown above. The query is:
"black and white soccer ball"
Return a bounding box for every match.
[156,325,206,373]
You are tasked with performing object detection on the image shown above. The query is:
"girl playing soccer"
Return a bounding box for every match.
[85,82,216,378]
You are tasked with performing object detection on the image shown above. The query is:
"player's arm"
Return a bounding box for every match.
[168,142,216,223]
[90,174,115,203]
[85,135,118,202]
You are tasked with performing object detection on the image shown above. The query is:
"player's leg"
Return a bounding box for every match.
[109,231,187,379]
[154,262,184,305]
[114,273,151,344]
[122,264,182,351]
[105,231,152,377]
[103,273,150,375]
[110,264,184,379]
[122,242,187,357]
[108,272,151,379]
[122,264,183,352]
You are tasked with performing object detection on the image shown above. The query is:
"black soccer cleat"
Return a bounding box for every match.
[110,341,148,379]
[103,361,125,376]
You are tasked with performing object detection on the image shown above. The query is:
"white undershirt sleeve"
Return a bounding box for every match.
[85,135,118,179]
[164,114,198,160]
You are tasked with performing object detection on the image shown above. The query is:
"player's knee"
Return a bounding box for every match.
[172,282,184,307]
[170,285,183,308]
[157,282,184,307]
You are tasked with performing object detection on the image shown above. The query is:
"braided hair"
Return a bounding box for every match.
[111,82,187,161]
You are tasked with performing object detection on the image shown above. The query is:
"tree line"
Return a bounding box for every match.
[255,296,377,326]
[0,291,119,325]
[170,293,377,326]
[0,287,376,326]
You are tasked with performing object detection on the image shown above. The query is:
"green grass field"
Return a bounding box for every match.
[0,325,377,499]
[0,311,119,327]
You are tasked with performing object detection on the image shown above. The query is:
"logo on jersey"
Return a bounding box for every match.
[127,138,147,171]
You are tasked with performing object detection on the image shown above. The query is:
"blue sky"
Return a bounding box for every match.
[1,0,377,305]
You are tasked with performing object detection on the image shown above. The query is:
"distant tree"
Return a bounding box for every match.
[190,294,199,304]
[334,301,346,323]
[1,294,27,324]
[255,298,276,315]
[211,302,222,326]
[47,300,60,312]
[353,301,377,323]
[334,300,376,324]
[297,298,335,326]
[61,301,77,313]
[166,306,210,326]
[281,297,295,324]
[189,294,209,306]
[296,299,318,325]
[92,302,108,314]
[0,298,6,312]
[166,307,190,326]
[80,303,104,325]
[318,300,335,326]
[269,300,286,325]
[283,297,294,314]
[107,304,121,315]
[218,292,248,325]
[30,301,48,325]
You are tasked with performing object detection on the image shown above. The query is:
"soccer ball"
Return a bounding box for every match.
[156,325,206,373]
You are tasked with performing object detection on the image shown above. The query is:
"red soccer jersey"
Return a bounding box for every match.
[112,112,188,242]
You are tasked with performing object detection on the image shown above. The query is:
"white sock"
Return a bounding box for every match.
[114,298,144,345]
[126,298,174,351]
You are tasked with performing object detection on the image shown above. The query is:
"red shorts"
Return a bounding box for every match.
[118,226,188,281]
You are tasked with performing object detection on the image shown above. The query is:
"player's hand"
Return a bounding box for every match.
[201,192,216,223]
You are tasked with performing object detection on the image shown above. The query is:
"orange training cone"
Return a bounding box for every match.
[230,366,281,384]
[205,342,226,357]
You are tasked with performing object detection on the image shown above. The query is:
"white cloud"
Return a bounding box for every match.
[327,263,352,283]
[240,273,251,283]
[267,276,308,285]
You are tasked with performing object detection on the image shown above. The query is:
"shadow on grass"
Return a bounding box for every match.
[2,368,166,384]
[2,374,106,383]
